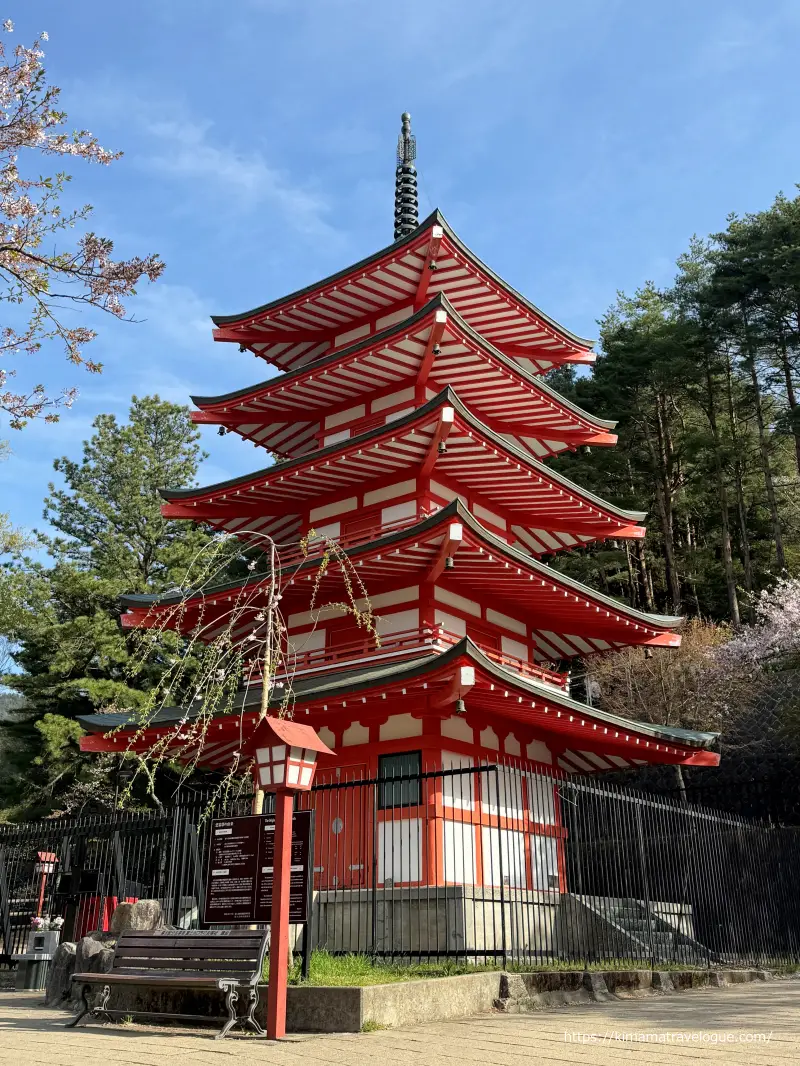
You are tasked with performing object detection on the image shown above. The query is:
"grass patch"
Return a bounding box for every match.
[268,951,495,986]
[265,950,785,986]
[361,1019,390,1032]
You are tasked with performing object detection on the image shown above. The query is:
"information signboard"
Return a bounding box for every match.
[204,811,312,925]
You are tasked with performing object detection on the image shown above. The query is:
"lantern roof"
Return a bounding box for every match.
[77,637,719,771]
[161,387,645,549]
[257,715,334,755]
[193,294,616,461]
[210,210,594,375]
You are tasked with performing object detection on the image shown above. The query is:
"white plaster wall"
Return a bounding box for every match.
[434,586,480,617]
[441,751,474,810]
[325,404,366,429]
[486,608,527,637]
[310,496,357,522]
[371,387,416,414]
[473,502,507,529]
[342,721,370,747]
[376,608,419,636]
[441,716,473,744]
[379,714,423,741]
[501,636,528,661]
[443,820,477,885]
[526,739,552,765]
[481,827,526,888]
[435,609,467,637]
[381,500,417,525]
[364,478,416,506]
[378,818,421,885]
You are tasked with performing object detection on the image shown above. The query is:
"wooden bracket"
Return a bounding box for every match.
[425,522,464,582]
[420,406,455,479]
[413,225,444,309]
[416,310,448,390]
[431,665,476,710]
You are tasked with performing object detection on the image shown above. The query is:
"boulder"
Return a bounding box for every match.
[44,941,76,1007]
[110,899,164,934]
[75,931,117,976]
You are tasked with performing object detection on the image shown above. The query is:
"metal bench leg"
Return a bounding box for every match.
[215,982,240,1040]
[65,984,91,1028]
[95,984,112,1023]
[246,986,265,1036]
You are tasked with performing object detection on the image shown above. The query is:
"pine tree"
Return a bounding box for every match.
[0,396,211,816]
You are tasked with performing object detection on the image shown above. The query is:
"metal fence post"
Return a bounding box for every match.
[634,800,656,967]
[493,767,508,967]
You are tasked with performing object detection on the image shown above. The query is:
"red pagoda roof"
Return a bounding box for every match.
[121,501,679,661]
[193,295,616,461]
[211,211,595,375]
[161,389,645,551]
[77,639,719,772]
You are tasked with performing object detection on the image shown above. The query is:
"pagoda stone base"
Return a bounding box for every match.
[306,889,704,962]
[307,886,562,958]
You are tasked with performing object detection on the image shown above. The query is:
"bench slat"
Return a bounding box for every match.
[74,971,235,987]
[113,958,256,973]
[114,945,261,961]
[118,932,263,944]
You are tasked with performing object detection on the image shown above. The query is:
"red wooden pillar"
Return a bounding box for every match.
[266,789,293,1040]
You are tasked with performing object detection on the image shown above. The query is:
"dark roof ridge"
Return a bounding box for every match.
[211,209,594,349]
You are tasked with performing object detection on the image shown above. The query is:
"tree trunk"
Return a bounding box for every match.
[627,460,656,612]
[704,364,741,626]
[636,543,656,612]
[723,349,753,594]
[778,330,800,476]
[743,323,786,571]
[641,416,681,612]
[624,545,639,609]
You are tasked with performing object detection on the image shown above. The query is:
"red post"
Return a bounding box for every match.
[266,789,293,1040]
[36,870,47,917]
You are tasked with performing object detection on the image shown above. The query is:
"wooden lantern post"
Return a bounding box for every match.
[254,717,334,1040]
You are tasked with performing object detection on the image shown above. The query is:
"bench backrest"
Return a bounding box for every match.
[112,929,269,984]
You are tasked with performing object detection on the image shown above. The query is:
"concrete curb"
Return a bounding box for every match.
[286,967,777,1031]
[53,966,782,1034]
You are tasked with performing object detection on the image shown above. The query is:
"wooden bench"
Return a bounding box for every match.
[68,928,270,1039]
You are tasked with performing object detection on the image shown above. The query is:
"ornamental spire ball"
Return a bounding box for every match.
[394,111,419,240]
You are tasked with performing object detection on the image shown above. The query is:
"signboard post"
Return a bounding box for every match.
[204,812,312,926]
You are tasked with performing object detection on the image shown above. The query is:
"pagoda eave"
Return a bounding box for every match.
[77,640,718,770]
[161,389,645,547]
[210,211,595,372]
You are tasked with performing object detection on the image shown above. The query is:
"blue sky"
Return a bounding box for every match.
[3,0,800,538]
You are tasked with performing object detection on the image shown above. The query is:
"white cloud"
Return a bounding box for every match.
[141,117,334,236]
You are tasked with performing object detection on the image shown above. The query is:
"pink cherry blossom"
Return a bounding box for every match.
[0,23,165,428]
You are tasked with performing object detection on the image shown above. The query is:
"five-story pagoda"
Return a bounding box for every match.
[80,115,719,895]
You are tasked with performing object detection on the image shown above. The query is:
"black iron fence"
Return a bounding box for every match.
[1,764,799,969]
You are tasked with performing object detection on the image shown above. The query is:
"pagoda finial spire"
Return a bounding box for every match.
[394,111,418,240]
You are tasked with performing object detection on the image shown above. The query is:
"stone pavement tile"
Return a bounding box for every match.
[0,982,798,1066]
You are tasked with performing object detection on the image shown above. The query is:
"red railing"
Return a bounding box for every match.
[248,624,568,691]
[433,628,568,689]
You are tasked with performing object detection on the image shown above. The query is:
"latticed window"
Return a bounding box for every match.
[378,751,422,809]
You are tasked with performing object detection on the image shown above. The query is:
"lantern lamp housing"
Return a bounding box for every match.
[254,717,335,793]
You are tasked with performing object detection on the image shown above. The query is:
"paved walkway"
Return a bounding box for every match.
[0,981,797,1066]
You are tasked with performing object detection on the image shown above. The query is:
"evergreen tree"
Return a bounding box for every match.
[0,396,210,816]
